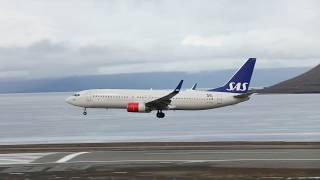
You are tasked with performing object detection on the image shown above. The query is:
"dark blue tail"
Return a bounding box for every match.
[208,58,256,93]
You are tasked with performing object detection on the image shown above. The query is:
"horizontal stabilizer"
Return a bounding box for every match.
[234,92,254,98]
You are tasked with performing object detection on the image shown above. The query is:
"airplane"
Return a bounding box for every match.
[66,58,256,118]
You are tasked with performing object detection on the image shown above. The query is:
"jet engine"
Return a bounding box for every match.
[127,102,151,113]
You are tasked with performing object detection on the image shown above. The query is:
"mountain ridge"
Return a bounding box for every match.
[259,64,320,93]
[0,67,309,93]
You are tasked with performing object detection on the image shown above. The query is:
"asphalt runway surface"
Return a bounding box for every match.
[0,142,319,179]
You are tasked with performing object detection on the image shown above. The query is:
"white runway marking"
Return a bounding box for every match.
[112,171,128,174]
[1,155,320,166]
[0,153,52,165]
[62,159,320,164]
[56,152,89,163]
[1,157,315,166]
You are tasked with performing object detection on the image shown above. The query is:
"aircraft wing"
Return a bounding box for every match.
[146,80,183,110]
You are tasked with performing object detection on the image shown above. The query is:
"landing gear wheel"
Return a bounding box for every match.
[156,110,165,118]
[83,108,87,116]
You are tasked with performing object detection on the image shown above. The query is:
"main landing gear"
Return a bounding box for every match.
[83,108,87,115]
[156,110,165,118]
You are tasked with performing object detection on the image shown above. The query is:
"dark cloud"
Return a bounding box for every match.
[0,0,319,79]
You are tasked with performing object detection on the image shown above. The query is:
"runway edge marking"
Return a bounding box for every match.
[0,153,53,165]
[56,152,89,163]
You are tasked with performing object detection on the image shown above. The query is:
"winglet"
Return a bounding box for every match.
[191,83,198,90]
[174,80,184,92]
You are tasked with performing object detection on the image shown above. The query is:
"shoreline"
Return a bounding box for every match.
[0,141,319,153]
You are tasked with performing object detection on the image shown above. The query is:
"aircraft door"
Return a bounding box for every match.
[86,93,93,102]
[216,94,222,105]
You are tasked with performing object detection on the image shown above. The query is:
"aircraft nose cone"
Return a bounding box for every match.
[65,96,74,105]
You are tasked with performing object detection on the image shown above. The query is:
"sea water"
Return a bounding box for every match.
[0,93,319,144]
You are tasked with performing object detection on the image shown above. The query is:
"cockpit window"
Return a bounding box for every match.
[74,93,80,96]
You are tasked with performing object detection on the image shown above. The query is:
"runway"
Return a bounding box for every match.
[16,149,320,169]
[0,142,319,179]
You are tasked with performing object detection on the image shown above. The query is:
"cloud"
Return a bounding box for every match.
[0,0,319,79]
[0,2,56,47]
[0,40,233,79]
[182,35,225,48]
[0,40,148,79]
[0,70,29,79]
[181,29,320,59]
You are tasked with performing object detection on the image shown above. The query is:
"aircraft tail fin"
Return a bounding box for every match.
[208,58,256,93]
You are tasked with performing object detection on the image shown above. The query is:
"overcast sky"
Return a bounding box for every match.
[0,0,319,79]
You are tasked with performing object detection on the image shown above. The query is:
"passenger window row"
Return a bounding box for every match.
[91,95,214,101]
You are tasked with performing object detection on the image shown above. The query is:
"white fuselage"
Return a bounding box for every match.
[66,89,249,111]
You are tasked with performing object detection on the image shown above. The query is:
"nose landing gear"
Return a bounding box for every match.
[83,108,87,115]
[156,110,165,118]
